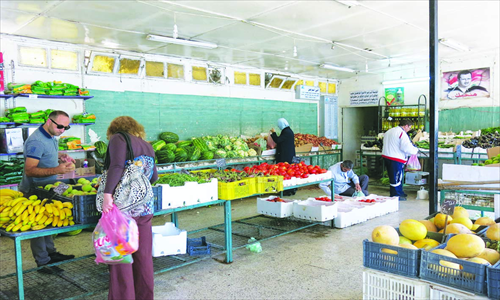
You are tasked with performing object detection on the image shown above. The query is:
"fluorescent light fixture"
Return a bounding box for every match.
[439,38,470,52]
[382,77,429,85]
[146,34,217,49]
[320,64,356,73]
[336,0,360,7]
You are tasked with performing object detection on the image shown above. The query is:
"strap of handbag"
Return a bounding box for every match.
[103,132,135,170]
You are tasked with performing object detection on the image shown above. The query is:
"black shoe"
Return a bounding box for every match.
[49,252,75,263]
[37,265,64,275]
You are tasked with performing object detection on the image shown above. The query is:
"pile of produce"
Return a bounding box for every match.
[294,133,339,147]
[191,170,248,183]
[0,189,76,232]
[6,81,89,96]
[72,113,96,123]
[59,136,82,150]
[245,136,267,151]
[42,178,98,197]
[370,208,499,267]
[363,138,383,149]
[462,132,500,149]
[243,161,327,180]
[415,140,455,149]
[481,126,500,135]
[0,159,24,186]
[153,132,258,164]
[153,173,208,186]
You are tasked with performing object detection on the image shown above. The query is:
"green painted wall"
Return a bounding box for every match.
[86,90,318,141]
[439,106,500,132]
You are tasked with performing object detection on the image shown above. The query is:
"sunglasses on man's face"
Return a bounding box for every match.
[50,119,71,130]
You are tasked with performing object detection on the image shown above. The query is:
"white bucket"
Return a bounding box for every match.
[416,187,429,200]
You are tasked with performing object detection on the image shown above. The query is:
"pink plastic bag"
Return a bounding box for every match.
[93,204,139,264]
[267,135,276,149]
[406,154,422,171]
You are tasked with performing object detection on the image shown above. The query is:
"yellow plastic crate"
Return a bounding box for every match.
[218,179,252,200]
[245,177,257,196]
[257,176,284,194]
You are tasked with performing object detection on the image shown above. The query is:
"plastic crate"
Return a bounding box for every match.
[245,177,257,196]
[256,176,283,194]
[420,243,488,295]
[187,236,211,256]
[218,179,251,200]
[363,232,446,278]
[153,186,162,212]
[429,285,489,300]
[487,261,500,300]
[363,268,430,300]
[34,187,100,224]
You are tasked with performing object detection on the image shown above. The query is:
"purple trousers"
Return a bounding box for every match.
[108,214,154,300]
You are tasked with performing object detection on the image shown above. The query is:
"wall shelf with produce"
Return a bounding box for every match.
[377,94,428,133]
[1,93,95,187]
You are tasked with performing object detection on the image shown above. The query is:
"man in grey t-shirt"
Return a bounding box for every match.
[19,110,76,274]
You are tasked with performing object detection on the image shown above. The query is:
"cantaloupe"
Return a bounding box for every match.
[419,220,437,233]
[431,249,460,271]
[451,206,469,220]
[476,248,500,265]
[414,239,440,251]
[434,213,452,229]
[486,223,500,241]
[467,257,491,266]
[450,217,473,230]
[400,219,427,241]
[372,225,399,245]
[474,216,495,226]
[445,234,485,258]
[438,223,471,234]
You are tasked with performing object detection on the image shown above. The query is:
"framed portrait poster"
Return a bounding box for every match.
[441,68,490,100]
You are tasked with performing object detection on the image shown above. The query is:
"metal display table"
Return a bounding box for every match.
[0,178,334,300]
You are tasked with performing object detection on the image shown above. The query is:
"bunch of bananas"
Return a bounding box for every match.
[0,189,75,232]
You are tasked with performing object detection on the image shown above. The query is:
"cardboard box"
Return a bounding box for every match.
[487,146,500,159]
[295,143,313,153]
[75,158,96,176]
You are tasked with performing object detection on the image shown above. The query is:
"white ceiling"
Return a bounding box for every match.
[1,0,499,79]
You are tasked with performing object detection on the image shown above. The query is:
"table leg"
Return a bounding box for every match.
[224,200,233,263]
[171,212,178,227]
[14,237,25,300]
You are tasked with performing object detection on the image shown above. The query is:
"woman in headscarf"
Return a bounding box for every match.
[270,118,297,196]
[270,118,296,164]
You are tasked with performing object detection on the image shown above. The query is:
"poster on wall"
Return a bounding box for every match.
[349,90,378,106]
[385,87,404,106]
[441,68,490,100]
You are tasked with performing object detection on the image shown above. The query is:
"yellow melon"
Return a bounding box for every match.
[372,225,399,245]
[419,220,438,233]
[476,248,500,265]
[381,248,398,255]
[440,223,471,235]
[399,236,412,245]
[400,219,427,241]
[486,223,500,241]
[445,234,485,258]
[414,239,440,251]
[399,244,418,250]
[474,217,496,226]
[431,249,460,271]
[434,213,453,229]
[467,257,491,266]
[451,206,469,220]
[471,224,481,231]
[450,217,473,230]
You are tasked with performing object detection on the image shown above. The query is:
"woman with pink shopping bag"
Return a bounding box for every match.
[381,119,418,201]
[97,116,158,300]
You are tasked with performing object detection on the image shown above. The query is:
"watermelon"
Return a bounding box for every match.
[193,138,208,152]
[159,132,179,143]
[190,148,201,161]
[165,143,177,152]
[175,148,188,162]
[157,149,175,163]
[201,151,214,160]
[177,140,192,148]
[94,141,107,158]
[152,140,166,151]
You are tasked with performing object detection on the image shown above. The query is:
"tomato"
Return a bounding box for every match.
[300,161,306,165]
[307,165,314,170]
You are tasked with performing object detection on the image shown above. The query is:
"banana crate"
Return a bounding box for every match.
[34,187,99,225]
[218,178,252,200]
[256,175,283,194]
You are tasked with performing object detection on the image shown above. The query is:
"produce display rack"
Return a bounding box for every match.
[439,189,499,217]
[0,178,332,300]
[377,94,428,133]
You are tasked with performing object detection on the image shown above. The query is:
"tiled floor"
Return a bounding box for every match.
[0,185,430,299]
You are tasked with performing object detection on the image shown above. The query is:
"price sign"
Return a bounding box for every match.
[441,199,456,215]
[216,158,226,169]
[53,183,70,195]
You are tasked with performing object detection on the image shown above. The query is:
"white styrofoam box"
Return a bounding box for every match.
[261,149,276,156]
[292,199,337,221]
[283,177,296,187]
[363,269,430,300]
[184,178,218,206]
[442,164,500,182]
[332,144,342,150]
[152,222,187,257]
[429,285,489,300]
[257,196,294,218]
[159,184,191,209]
[334,202,366,228]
